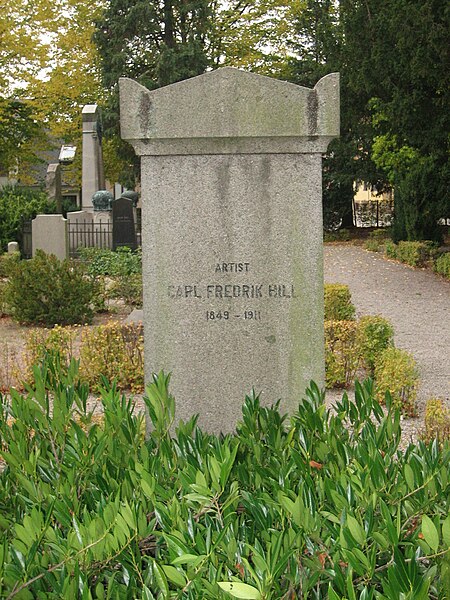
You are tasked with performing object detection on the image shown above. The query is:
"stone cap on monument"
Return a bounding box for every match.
[119,68,339,155]
[82,104,99,125]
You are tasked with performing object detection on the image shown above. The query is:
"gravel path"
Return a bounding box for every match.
[324,245,450,441]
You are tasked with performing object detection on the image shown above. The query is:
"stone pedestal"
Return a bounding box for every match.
[120,68,340,432]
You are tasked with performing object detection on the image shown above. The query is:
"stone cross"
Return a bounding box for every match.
[120,68,339,432]
[81,104,105,212]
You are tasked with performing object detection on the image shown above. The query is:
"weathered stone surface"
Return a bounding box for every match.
[120,68,340,432]
[7,241,19,254]
[82,104,105,211]
[32,214,68,260]
[120,68,339,155]
[45,163,62,205]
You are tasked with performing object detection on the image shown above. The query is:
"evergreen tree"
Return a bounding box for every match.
[286,0,357,229]
[94,0,212,186]
[341,0,449,241]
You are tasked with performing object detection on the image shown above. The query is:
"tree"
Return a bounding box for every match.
[1,0,103,184]
[285,1,360,229]
[94,0,213,186]
[340,0,450,241]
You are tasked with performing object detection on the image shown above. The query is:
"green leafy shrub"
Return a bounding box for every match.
[396,240,437,267]
[384,240,397,259]
[325,320,360,388]
[0,251,20,277]
[370,228,389,240]
[79,246,142,277]
[433,252,450,279]
[5,250,99,325]
[365,238,381,252]
[0,368,449,598]
[79,321,144,392]
[357,315,394,375]
[0,186,52,251]
[19,325,77,387]
[324,283,356,320]
[106,272,143,307]
[365,229,389,252]
[323,228,351,242]
[374,347,419,416]
[422,398,450,445]
[0,280,8,317]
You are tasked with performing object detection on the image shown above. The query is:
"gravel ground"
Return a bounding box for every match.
[324,244,450,445]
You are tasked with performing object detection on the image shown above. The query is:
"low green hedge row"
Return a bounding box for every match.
[0,365,448,599]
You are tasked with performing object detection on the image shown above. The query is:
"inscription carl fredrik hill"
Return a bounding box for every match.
[119,67,340,432]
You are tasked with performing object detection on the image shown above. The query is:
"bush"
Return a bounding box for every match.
[374,347,419,416]
[370,229,389,240]
[384,240,438,267]
[364,229,389,253]
[323,228,351,242]
[0,251,20,277]
[324,283,356,320]
[19,325,77,387]
[5,250,99,325]
[79,321,144,392]
[0,185,52,251]
[79,246,142,277]
[365,238,381,252]
[422,398,450,445]
[433,252,450,279]
[396,240,437,267]
[384,240,398,259]
[356,315,394,375]
[0,280,8,317]
[0,369,448,598]
[325,320,360,388]
[106,272,143,307]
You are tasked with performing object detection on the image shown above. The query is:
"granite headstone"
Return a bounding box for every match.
[119,67,340,432]
[112,196,137,250]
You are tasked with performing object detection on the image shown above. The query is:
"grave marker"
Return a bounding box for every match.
[112,196,138,251]
[120,68,339,432]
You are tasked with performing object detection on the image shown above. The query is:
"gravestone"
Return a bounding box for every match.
[32,214,68,260]
[120,68,339,432]
[81,104,105,211]
[45,163,62,211]
[7,241,19,254]
[112,196,138,250]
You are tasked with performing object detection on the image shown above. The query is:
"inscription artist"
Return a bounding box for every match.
[215,262,250,273]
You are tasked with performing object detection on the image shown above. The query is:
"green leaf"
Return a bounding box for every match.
[150,559,169,596]
[218,582,261,599]
[442,514,450,547]
[347,515,366,546]
[162,565,186,587]
[327,585,341,600]
[404,464,415,491]
[421,515,439,553]
[172,553,204,565]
